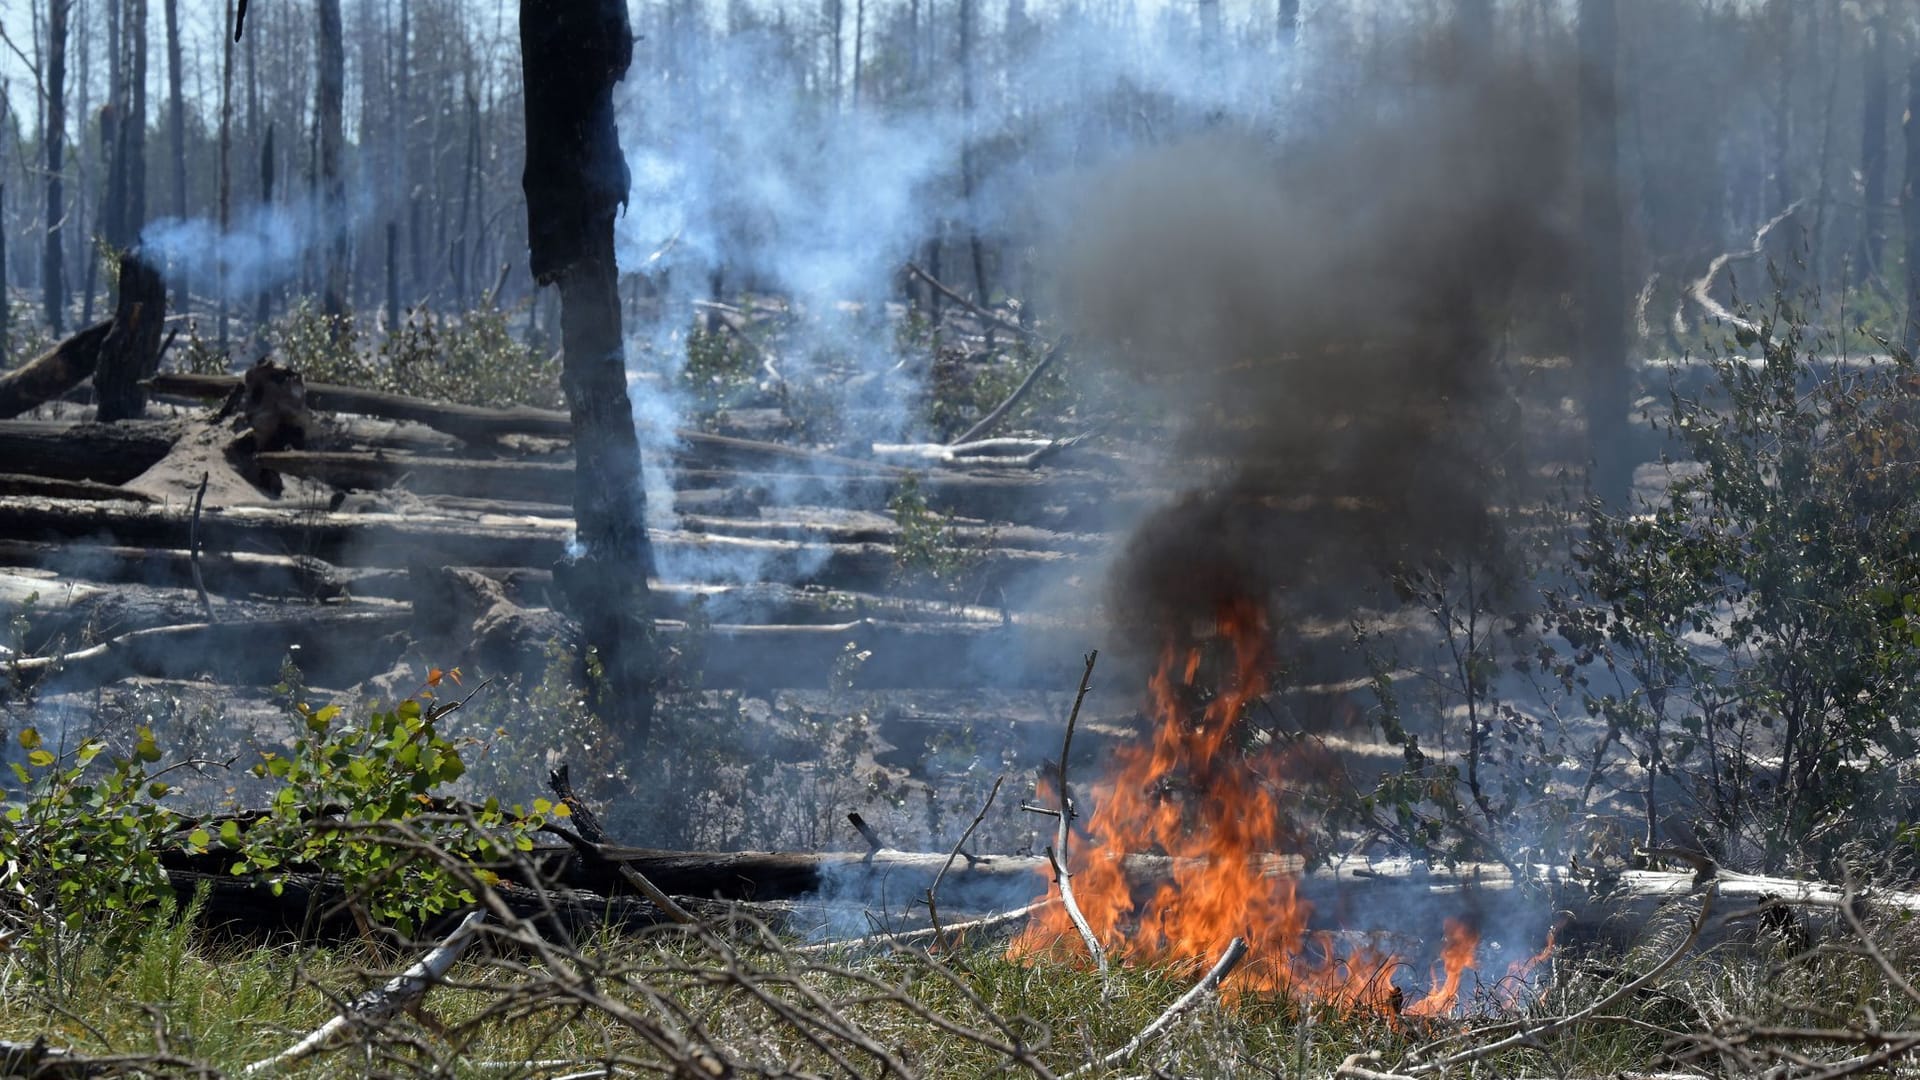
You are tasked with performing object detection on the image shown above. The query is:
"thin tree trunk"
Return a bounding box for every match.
[317,0,346,322]
[165,0,186,315]
[520,0,659,736]
[43,0,71,336]
[386,221,401,328]
[1810,5,1842,286]
[1768,0,1794,216]
[1578,0,1629,505]
[254,121,275,327]
[1855,8,1890,288]
[127,0,148,238]
[1901,55,1920,356]
[958,0,987,301]
[852,0,864,105]
[217,0,235,352]
[454,86,478,308]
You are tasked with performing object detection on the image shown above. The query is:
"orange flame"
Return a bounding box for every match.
[1011,596,1509,1016]
[1402,918,1480,1017]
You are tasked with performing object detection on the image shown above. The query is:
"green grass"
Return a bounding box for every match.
[15,898,1910,1079]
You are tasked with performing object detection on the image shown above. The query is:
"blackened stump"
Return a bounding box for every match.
[520,0,658,735]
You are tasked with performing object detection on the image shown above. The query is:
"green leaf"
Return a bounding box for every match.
[27,750,55,768]
[219,820,241,845]
[188,829,211,850]
[17,728,41,751]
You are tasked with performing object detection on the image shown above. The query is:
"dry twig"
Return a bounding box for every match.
[1067,936,1248,1077]
[927,774,1006,944]
[1031,650,1106,973]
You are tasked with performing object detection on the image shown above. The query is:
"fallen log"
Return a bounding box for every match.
[0,496,1074,592]
[0,472,156,502]
[0,539,371,600]
[150,371,908,473]
[0,320,113,419]
[0,541,1048,628]
[0,418,179,482]
[259,449,1119,525]
[3,608,412,693]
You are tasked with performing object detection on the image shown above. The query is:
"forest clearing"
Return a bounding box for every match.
[10,0,1920,1076]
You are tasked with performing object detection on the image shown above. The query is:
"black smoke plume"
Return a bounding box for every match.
[1059,44,1578,646]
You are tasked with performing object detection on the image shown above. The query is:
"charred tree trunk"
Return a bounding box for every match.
[127,0,149,238]
[1767,0,1794,219]
[94,253,166,422]
[520,0,659,735]
[386,221,402,328]
[165,0,187,315]
[317,0,347,322]
[958,0,988,302]
[1578,0,1630,506]
[255,122,275,327]
[44,0,71,336]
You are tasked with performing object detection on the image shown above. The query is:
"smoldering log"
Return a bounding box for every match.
[0,321,113,420]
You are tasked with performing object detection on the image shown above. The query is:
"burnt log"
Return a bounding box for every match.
[0,473,156,502]
[0,321,113,419]
[0,419,182,483]
[0,497,1074,591]
[3,608,411,693]
[151,371,909,473]
[0,540,366,600]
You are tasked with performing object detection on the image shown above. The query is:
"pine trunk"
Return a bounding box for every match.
[519,0,659,737]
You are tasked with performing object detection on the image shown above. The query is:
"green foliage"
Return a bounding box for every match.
[888,473,990,596]
[1,724,175,937]
[1,662,556,947]
[269,299,561,409]
[1546,299,1920,873]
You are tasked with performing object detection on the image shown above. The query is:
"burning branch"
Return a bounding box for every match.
[1033,649,1107,973]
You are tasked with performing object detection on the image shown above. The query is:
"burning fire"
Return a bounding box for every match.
[1012,596,1509,1015]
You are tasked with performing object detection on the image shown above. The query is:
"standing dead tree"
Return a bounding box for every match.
[519,0,659,735]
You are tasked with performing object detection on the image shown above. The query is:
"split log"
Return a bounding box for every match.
[0,418,177,483]
[0,320,113,419]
